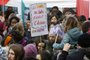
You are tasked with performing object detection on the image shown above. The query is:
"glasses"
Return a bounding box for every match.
[8,51,15,55]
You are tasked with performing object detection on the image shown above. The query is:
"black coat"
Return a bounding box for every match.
[58,49,90,60]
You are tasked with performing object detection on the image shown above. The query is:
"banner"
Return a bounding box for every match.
[77,0,89,19]
[21,0,28,28]
[30,3,48,37]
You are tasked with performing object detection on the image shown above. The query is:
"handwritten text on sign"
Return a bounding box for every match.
[30,3,48,37]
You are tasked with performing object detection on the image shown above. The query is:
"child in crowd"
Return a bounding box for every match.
[49,15,64,40]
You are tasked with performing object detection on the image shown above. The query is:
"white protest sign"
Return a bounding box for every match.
[30,3,48,37]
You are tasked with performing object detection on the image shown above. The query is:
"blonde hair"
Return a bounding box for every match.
[64,15,81,32]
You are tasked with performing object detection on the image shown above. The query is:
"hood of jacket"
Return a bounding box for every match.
[67,27,82,41]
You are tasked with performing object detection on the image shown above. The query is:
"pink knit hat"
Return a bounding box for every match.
[24,44,37,59]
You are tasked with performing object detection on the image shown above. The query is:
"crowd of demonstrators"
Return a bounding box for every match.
[58,33,90,60]
[0,6,90,60]
[1,22,27,46]
[53,15,82,49]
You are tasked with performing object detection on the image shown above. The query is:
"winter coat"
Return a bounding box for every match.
[53,27,82,49]
[58,48,90,60]
[49,24,64,38]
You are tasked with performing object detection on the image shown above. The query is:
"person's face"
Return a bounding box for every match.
[49,35,55,41]
[51,16,57,24]
[52,8,58,13]
[8,7,12,11]
[38,43,44,51]
[26,21,30,29]
[8,49,15,60]
[11,19,18,27]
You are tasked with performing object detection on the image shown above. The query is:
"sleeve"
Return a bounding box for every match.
[1,34,12,46]
[56,25,64,38]
[53,33,70,49]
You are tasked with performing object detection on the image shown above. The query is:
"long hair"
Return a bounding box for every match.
[8,44,25,60]
[12,22,24,36]
[64,15,81,32]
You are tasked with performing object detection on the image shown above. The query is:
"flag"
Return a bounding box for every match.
[76,0,89,19]
[21,0,26,28]
[0,0,9,5]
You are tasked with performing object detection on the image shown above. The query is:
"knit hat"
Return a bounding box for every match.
[24,44,37,59]
[78,33,90,48]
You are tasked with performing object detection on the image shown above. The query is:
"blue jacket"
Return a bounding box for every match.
[53,27,82,49]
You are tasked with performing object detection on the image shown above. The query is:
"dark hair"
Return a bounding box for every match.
[82,21,90,33]
[0,22,4,37]
[25,57,37,60]
[41,51,51,60]
[49,15,59,24]
[78,33,90,48]
[37,40,46,50]
[50,15,59,20]
[52,6,59,10]
[7,7,13,10]
[88,18,90,20]
[8,16,20,26]
[8,44,25,60]
[11,30,23,43]
[41,41,46,49]
[79,15,86,23]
